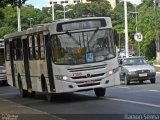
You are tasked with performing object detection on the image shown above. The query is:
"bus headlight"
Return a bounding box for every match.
[108,70,113,75]
[55,75,69,80]
[107,67,119,76]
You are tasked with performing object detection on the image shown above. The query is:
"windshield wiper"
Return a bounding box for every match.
[88,27,99,43]
[65,31,79,45]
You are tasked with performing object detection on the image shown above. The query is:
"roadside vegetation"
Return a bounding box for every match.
[0,0,159,61]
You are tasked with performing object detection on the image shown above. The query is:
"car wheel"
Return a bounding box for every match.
[124,75,130,85]
[139,80,143,84]
[150,78,156,84]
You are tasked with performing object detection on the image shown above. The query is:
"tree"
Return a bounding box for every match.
[0,5,48,37]
[137,0,156,60]
[0,0,27,8]
[112,1,136,50]
[67,1,112,19]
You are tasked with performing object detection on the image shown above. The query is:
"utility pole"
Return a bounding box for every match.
[124,0,129,58]
[154,0,160,63]
[51,0,55,21]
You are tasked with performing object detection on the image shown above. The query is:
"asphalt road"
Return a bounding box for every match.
[0,73,160,120]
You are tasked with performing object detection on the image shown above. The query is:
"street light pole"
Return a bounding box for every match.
[134,5,140,56]
[129,5,141,56]
[63,4,66,19]
[124,0,129,58]
[17,6,21,32]
[51,0,55,21]
[56,4,72,19]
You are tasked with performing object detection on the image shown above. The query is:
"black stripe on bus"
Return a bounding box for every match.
[45,35,55,92]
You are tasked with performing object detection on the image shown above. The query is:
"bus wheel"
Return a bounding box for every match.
[45,82,54,102]
[94,88,106,97]
[18,76,28,97]
[28,91,36,97]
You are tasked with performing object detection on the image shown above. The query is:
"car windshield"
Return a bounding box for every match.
[51,29,116,65]
[123,58,147,66]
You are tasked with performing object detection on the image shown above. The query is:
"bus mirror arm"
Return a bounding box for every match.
[113,30,119,46]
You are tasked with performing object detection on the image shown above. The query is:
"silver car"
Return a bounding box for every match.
[120,57,156,85]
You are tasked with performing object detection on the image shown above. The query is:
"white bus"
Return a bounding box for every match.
[0,39,7,85]
[4,17,120,101]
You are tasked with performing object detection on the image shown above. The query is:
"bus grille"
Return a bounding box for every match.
[71,73,105,79]
[67,64,107,72]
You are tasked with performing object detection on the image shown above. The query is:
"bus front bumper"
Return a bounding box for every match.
[54,72,120,93]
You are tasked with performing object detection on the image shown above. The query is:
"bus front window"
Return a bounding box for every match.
[51,29,116,65]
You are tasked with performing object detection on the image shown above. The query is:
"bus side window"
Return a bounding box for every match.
[13,39,22,60]
[29,36,34,60]
[5,40,10,61]
[34,35,40,60]
[39,34,45,59]
[16,38,23,60]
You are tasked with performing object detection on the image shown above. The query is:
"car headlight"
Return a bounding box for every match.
[150,69,155,73]
[55,75,69,80]
[128,71,136,75]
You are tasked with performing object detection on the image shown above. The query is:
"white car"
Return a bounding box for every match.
[120,56,156,85]
[0,64,7,85]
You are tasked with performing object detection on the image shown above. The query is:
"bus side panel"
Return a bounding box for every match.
[13,61,27,90]
[5,61,13,86]
[29,60,48,92]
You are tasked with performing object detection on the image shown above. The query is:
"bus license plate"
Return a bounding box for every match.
[139,73,147,77]
[84,80,94,84]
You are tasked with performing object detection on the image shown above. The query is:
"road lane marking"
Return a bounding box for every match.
[0,92,19,96]
[116,86,130,89]
[109,98,160,108]
[148,90,160,93]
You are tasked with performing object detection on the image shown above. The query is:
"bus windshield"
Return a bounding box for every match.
[51,29,116,65]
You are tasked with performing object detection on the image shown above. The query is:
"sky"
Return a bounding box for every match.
[25,0,46,9]
[25,0,142,9]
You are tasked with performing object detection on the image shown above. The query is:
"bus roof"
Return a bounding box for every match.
[4,17,112,40]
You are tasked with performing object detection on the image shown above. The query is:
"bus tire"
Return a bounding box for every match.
[28,91,36,97]
[18,75,28,97]
[94,88,106,97]
[44,81,54,102]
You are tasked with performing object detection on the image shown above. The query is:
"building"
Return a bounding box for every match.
[47,0,87,6]
[47,0,119,9]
